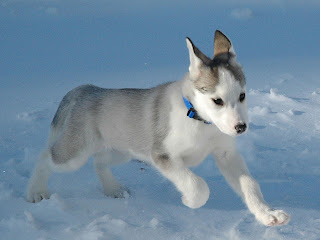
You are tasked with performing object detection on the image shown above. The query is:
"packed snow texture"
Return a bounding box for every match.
[1,2,320,239]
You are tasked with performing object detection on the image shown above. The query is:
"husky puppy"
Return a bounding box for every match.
[27,30,290,226]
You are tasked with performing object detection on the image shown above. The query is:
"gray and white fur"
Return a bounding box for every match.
[27,30,290,226]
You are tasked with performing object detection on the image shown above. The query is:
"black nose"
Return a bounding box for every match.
[235,123,247,134]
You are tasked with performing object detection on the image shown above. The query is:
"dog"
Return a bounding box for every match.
[27,30,290,226]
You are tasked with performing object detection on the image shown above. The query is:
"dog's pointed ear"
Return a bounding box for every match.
[214,30,236,57]
[186,37,211,80]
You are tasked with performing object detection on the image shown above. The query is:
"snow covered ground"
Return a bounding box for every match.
[1,1,320,239]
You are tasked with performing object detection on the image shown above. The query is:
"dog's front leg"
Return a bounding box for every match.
[212,138,290,226]
[153,153,210,209]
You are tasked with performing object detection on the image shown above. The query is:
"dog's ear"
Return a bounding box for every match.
[186,37,211,80]
[214,30,236,57]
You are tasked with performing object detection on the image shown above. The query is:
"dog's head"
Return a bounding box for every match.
[186,30,248,136]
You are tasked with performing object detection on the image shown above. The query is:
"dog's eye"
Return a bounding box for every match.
[213,98,224,106]
[239,93,246,102]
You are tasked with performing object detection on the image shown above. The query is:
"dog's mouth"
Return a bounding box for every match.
[214,121,249,137]
[222,123,248,136]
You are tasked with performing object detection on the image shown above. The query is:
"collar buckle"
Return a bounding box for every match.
[183,97,212,125]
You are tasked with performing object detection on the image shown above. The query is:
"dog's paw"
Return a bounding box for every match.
[182,176,210,209]
[104,185,130,199]
[256,209,290,226]
[27,190,50,203]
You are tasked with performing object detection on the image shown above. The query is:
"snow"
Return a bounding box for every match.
[1,1,320,239]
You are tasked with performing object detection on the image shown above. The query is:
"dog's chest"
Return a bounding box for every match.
[164,121,216,166]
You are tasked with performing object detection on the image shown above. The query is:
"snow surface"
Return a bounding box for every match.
[1,1,320,239]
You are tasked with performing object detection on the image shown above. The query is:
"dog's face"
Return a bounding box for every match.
[186,31,248,136]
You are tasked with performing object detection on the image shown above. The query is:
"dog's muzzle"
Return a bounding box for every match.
[235,123,247,134]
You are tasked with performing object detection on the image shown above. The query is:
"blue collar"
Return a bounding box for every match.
[182,97,212,125]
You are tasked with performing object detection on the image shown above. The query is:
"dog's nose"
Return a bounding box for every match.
[235,123,247,134]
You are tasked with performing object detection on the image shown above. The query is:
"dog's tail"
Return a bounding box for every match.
[52,90,75,130]
[49,85,93,145]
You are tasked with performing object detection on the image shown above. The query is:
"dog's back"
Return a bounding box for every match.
[49,83,173,166]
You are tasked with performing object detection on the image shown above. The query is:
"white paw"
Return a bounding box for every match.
[182,176,210,209]
[256,209,290,226]
[103,185,130,199]
[27,190,50,203]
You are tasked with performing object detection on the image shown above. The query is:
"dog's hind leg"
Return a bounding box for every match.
[27,149,52,203]
[94,149,131,198]
[27,126,61,203]
[27,125,94,202]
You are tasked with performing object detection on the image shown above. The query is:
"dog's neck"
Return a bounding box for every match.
[181,74,212,125]
[182,96,212,124]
